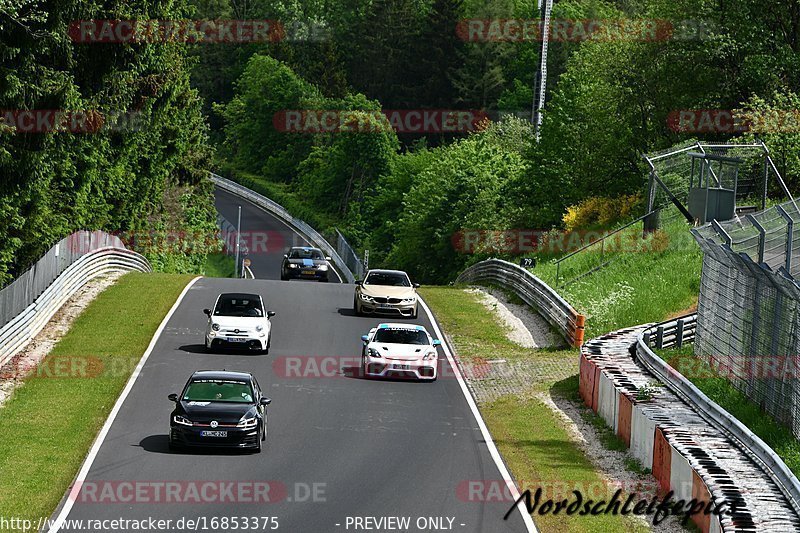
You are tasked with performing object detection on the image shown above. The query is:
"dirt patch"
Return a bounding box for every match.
[0,272,124,408]
[465,286,562,349]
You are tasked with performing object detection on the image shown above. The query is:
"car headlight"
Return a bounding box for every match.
[360,293,374,301]
[318,264,328,271]
[288,263,299,269]
[402,297,416,302]
[423,351,437,360]
[237,417,258,429]
[256,325,263,332]
[173,415,193,426]
[367,347,381,358]
[211,323,220,331]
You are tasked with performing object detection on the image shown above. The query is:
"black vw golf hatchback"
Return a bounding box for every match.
[168,370,271,453]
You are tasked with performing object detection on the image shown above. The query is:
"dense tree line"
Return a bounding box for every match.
[5,0,800,285]
[205,0,800,282]
[0,0,217,284]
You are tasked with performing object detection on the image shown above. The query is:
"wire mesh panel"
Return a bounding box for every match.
[693,220,800,438]
[644,141,781,225]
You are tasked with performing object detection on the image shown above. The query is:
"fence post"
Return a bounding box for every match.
[656,325,665,349]
[711,219,733,247]
[676,319,685,348]
[747,214,766,264]
[776,204,794,273]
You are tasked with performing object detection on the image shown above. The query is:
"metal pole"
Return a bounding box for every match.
[234,205,242,278]
[711,219,733,247]
[747,214,766,264]
[533,0,553,141]
[776,205,794,272]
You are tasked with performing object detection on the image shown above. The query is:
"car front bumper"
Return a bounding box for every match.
[207,333,267,351]
[363,357,437,380]
[169,424,260,449]
[358,299,416,317]
[285,268,328,281]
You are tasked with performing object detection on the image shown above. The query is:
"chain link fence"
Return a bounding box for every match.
[692,200,800,438]
[644,140,791,227]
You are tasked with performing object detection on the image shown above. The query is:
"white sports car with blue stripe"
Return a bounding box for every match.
[280,246,332,281]
[360,323,442,380]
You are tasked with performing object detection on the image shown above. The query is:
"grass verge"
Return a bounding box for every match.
[421,286,648,532]
[203,252,235,278]
[530,218,702,339]
[0,272,194,522]
[655,346,800,476]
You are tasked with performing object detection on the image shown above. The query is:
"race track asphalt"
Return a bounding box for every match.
[53,188,530,533]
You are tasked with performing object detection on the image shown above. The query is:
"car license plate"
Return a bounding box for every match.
[200,430,227,437]
[391,364,411,370]
[378,304,393,309]
[226,337,246,342]
[302,270,315,275]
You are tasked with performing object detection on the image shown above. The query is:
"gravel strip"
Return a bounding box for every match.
[0,272,124,408]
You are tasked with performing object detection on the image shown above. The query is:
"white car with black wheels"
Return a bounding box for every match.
[204,293,275,354]
[360,323,442,380]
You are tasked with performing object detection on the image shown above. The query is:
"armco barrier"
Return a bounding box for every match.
[210,173,355,283]
[579,323,800,532]
[456,258,585,347]
[0,241,151,369]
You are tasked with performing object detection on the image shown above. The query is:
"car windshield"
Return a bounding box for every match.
[289,248,323,260]
[364,272,410,287]
[183,379,254,403]
[213,296,262,317]
[373,328,429,345]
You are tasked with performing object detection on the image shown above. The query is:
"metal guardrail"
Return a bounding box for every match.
[641,313,697,349]
[334,228,365,280]
[210,174,355,283]
[635,316,800,517]
[0,239,151,369]
[456,258,585,347]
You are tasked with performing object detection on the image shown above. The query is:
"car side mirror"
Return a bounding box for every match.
[412,283,420,288]
[267,311,276,318]
[325,256,332,261]
[260,397,272,406]
[432,339,442,347]
[361,335,369,343]
[283,254,288,258]
[355,280,362,286]
[168,393,178,402]
[203,308,211,316]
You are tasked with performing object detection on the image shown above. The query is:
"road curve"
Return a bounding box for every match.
[53,278,528,532]
[49,189,529,532]
[214,187,343,283]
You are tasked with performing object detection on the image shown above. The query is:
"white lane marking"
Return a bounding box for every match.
[48,276,202,533]
[418,297,538,533]
[218,189,344,283]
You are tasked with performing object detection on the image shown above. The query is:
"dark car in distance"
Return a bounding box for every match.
[168,370,271,453]
[280,246,332,282]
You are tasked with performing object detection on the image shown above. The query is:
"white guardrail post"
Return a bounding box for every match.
[455,258,586,347]
[209,173,356,283]
[0,240,151,369]
[635,315,800,515]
